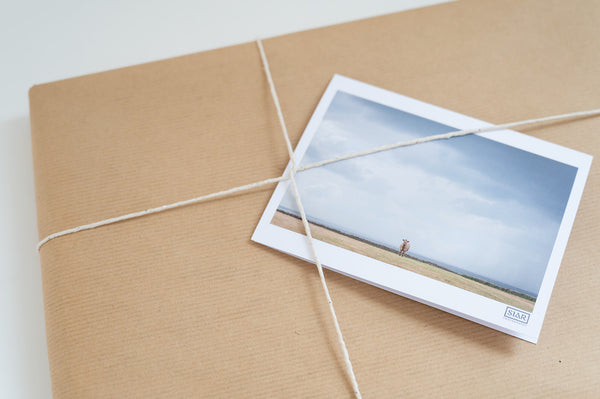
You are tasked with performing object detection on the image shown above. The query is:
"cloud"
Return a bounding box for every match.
[278,92,575,295]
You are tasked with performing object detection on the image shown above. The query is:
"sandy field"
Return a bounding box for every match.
[271,210,535,312]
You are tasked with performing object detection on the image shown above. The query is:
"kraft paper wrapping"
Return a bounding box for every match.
[29,0,600,397]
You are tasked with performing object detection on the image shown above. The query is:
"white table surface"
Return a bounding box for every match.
[0,1,448,396]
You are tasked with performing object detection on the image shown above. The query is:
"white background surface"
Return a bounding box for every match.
[0,1,448,397]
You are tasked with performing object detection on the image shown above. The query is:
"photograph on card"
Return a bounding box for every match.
[270,91,578,313]
[252,75,592,342]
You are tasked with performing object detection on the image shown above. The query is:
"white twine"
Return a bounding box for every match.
[256,39,363,398]
[297,108,600,173]
[37,105,600,252]
[35,38,600,397]
[36,175,287,250]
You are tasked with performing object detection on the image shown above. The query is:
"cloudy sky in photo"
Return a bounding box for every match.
[278,91,577,295]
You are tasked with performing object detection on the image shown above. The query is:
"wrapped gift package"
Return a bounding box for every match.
[29,0,600,396]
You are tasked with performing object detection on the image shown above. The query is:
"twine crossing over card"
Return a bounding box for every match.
[253,75,592,343]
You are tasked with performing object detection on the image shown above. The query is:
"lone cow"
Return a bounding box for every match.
[398,239,410,256]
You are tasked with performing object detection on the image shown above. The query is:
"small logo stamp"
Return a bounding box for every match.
[504,306,530,324]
